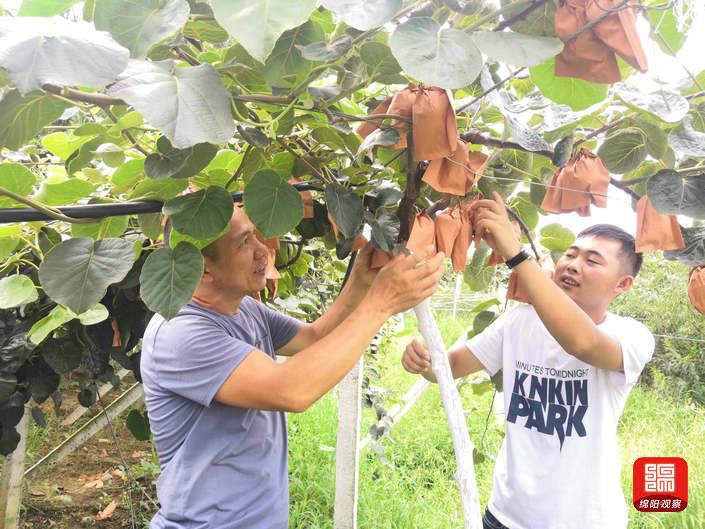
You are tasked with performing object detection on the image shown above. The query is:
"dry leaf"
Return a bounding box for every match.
[96,500,118,521]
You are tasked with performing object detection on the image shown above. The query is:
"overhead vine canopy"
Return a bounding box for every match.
[0,0,703,455]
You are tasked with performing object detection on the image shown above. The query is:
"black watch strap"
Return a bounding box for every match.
[506,248,532,269]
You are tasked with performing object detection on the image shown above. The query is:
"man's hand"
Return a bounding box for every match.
[470,191,522,261]
[347,242,378,294]
[363,248,445,317]
[401,338,431,374]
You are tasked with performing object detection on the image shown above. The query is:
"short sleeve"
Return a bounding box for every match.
[465,312,508,375]
[603,318,655,387]
[247,297,302,350]
[151,317,254,407]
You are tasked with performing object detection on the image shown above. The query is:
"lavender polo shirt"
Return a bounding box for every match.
[141,297,301,528]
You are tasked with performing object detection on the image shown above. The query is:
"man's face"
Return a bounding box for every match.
[553,235,633,311]
[202,208,269,296]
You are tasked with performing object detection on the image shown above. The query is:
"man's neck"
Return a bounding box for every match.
[191,290,245,316]
[580,304,609,325]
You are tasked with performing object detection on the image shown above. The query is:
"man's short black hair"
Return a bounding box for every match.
[576,224,643,277]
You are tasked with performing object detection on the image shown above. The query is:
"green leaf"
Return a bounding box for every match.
[38,238,135,314]
[623,117,668,159]
[391,18,482,89]
[367,210,399,252]
[108,110,143,133]
[321,0,401,31]
[210,0,317,62]
[357,128,399,159]
[664,227,705,267]
[145,141,218,180]
[615,84,689,124]
[108,60,234,148]
[506,116,550,152]
[244,169,304,238]
[540,223,575,252]
[270,151,295,179]
[473,310,495,335]
[31,407,46,428]
[163,186,234,239]
[646,170,705,219]
[139,242,204,320]
[71,211,129,240]
[0,238,19,263]
[78,385,97,408]
[41,131,93,160]
[126,409,151,441]
[138,212,164,240]
[74,123,107,136]
[0,425,21,455]
[530,58,608,111]
[34,177,95,206]
[18,0,81,16]
[130,177,189,201]
[66,136,106,176]
[184,18,229,43]
[0,163,36,208]
[0,375,16,403]
[263,21,322,87]
[312,126,349,152]
[0,16,129,94]
[77,303,109,326]
[648,5,691,54]
[325,183,363,239]
[0,90,70,151]
[500,0,556,36]
[473,31,563,67]
[237,126,270,148]
[28,305,74,345]
[40,339,82,374]
[359,42,402,78]
[0,276,38,309]
[298,36,352,62]
[508,192,538,230]
[669,116,705,158]
[94,0,190,58]
[97,143,125,167]
[597,128,648,174]
[111,158,145,187]
[168,221,230,250]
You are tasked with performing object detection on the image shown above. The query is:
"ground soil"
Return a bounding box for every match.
[21,375,157,529]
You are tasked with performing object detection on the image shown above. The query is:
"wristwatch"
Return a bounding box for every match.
[506,248,533,269]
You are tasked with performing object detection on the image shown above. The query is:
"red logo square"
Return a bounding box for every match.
[633,457,688,512]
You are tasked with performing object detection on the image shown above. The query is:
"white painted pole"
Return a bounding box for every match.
[414,299,482,529]
[333,356,364,529]
[0,406,29,529]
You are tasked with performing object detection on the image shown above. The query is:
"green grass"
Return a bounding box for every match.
[288,310,705,529]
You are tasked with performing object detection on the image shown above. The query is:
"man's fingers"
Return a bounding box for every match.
[470,198,503,215]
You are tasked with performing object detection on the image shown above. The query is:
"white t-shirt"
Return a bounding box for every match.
[467,305,654,529]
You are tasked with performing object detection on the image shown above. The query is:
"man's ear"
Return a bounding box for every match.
[201,260,215,284]
[615,274,634,296]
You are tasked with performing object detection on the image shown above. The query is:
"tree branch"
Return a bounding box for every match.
[42,84,125,107]
[505,205,540,259]
[0,186,97,224]
[493,0,549,31]
[460,130,553,158]
[574,117,625,148]
[609,177,640,200]
[397,129,421,243]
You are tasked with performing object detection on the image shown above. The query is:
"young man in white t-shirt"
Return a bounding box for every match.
[402,192,655,529]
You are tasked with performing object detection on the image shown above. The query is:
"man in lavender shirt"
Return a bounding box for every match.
[141,207,444,528]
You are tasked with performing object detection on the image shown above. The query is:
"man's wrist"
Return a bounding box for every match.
[506,248,532,269]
